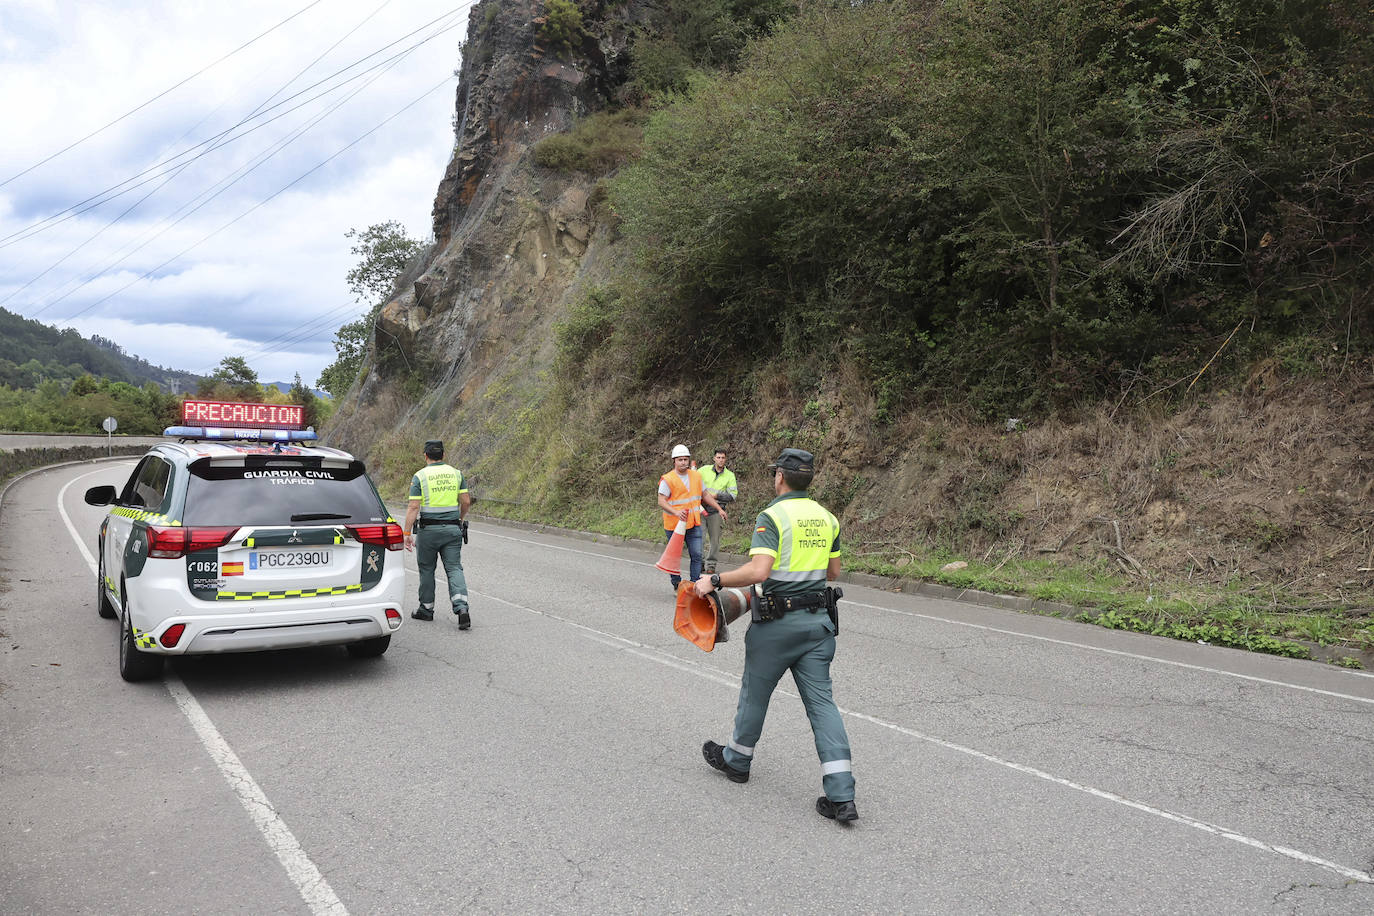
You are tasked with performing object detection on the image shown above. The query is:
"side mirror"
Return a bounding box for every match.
[84,485,117,506]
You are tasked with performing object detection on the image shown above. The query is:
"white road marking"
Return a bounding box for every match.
[58,464,348,916]
[55,470,104,569]
[847,599,1374,707]
[164,675,348,915]
[484,529,1374,705]
[474,586,1374,886]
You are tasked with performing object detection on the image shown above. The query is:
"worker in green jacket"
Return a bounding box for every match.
[698,448,738,574]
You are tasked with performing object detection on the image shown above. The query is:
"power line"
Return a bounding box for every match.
[0,0,331,191]
[55,73,455,325]
[0,4,471,251]
[19,6,459,319]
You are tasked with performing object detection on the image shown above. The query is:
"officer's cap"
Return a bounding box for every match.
[424,439,444,458]
[768,448,815,473]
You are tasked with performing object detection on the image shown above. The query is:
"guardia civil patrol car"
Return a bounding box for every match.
[85,399,406,681]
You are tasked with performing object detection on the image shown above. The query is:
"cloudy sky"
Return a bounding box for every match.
[0,0,471,387]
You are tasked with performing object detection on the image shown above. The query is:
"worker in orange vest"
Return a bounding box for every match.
[658,444,727,592]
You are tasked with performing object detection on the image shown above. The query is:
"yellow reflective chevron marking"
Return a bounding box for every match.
[131,626,157,649]
[215,583,364,601]
[245,537,255,547]
[111,507,181,526]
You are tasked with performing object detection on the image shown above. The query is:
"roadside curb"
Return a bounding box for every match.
[462,511,1374,671]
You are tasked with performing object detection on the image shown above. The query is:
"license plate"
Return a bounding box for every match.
[249,549,332,570]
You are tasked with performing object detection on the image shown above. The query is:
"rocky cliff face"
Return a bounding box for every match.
[326,0,638,461]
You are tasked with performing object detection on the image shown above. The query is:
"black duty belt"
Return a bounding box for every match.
[762,591,828,614]
[416,518,462,528]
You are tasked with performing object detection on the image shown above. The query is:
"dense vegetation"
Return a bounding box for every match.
[0,359,327,435]
[599,0,1373,417]
[0,306,201,392]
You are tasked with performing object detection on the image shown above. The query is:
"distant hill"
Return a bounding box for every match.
[266,380,331,400]
[0,306,203,391]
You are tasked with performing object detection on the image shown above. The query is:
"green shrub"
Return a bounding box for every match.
[540,0,585,58]
[533,109,647,174]
[608,0,1374,414]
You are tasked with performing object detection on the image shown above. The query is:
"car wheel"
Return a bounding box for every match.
[345,635,391,658]
[119,593,163,683]
[96,547,116,619]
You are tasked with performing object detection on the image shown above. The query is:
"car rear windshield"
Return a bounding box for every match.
[182,458,389,527]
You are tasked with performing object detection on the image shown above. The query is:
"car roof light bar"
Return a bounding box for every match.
[164,426,319,442]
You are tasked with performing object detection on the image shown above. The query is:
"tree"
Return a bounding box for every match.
[210,356,261,401]
[317,311,376,398]
[288,372,321,430]
[540,0,586,58]
[69,374,100,397]
[318,221,425,397]
[344,221,426,307]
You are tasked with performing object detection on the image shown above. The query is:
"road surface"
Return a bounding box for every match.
[3,459,1372,914]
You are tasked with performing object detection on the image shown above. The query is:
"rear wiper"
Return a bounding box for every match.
[290,512,352,521]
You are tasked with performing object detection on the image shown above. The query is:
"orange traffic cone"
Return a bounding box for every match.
[673,581,718,651]
[655,519,686,573]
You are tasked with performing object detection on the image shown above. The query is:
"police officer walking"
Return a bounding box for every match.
[694,448,857,823]
[403,439,472,628]
[698,447,738,574]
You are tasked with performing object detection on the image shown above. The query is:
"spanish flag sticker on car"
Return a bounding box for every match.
[756,526,767,533]
[222,562,245,576]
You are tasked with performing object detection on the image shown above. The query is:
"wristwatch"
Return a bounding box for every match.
[710,573,721,590]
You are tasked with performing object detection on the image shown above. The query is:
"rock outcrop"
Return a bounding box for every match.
[328,0,637,458]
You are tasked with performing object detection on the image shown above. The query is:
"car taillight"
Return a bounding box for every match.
[147,526,240,559]
[347,523,405,551]
[386,608,401,630]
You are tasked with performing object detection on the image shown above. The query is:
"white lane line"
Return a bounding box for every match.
[483,529,657,567]
[847,599,1374,707]
[58,465,348,916]
[56,469,108,569]
[164,674,347,915]
[475,587,1374,886]
[483,529,1374,705]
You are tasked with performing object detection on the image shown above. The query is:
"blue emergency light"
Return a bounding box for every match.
[164,426,318,442]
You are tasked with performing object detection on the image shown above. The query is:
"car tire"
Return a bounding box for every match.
[119,593,163,683]
[345,635,391,658]
[96,547,116,619]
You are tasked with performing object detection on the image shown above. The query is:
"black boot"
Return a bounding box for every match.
[701,741,749,783]
[816,796,859,822]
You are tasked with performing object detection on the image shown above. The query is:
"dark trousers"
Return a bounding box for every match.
[664,525,704,588]
[722,611,855,802]
[416,524,467,610]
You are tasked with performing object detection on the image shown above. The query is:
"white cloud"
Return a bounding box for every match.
[0,0,469,386]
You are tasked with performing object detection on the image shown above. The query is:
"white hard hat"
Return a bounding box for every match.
[671,444,691,459]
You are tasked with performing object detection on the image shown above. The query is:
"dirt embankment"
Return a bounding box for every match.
[708,365,1374,606]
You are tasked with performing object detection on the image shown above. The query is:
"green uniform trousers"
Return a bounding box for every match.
[722,608,855,802]
[416,524,468,610]
[702,512,723,569]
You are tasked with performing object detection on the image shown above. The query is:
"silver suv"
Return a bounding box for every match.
[86,434,406,681]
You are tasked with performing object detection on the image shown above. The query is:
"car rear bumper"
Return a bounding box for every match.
[127,573,405,655]
[184,617,387,653]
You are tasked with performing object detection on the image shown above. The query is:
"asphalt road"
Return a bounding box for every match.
[3,460,1373,915]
